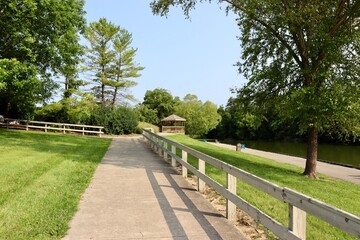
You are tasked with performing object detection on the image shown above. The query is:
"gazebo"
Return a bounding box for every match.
[161,114,186,133]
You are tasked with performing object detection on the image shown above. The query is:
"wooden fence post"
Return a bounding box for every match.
[45,124,47,133]
[182,150,188,178]
[63,125,66,134]
[152,135,156,150]
[155,137,158,152]
[198,158,205,193]
[171,145,176,167]
[289,204,307,239]
[164,142,168,161]
[226,173,237,222]
[158,139,163,155]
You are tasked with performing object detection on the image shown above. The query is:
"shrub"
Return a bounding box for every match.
[90,106,139,135]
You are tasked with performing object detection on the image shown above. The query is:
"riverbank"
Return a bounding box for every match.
[209,142,360,185]
[222,139,360,168]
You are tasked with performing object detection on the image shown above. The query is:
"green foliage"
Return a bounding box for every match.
[0,0,86,105]
[90,106,139,134]
[175,94,221,136]
[151,0,360,176]
[35,102,65,122]
[35,92,98,124]
[141,88,177,124]
[64,94,97,124]
[167,134,359,240]
[0,59,41,118]
[136,104,159,124]
[111,29,145,105]
[0,129,111,239]
[84,18,143,106]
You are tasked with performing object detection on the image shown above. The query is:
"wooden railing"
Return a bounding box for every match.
[142,129,360,240]
[0,118,104,136]
[161,125,185,133]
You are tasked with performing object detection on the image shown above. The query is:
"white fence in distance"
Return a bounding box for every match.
[1,118,104,136]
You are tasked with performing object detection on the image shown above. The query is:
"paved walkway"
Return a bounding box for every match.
[63,137,247,240]
[209,142,360,185]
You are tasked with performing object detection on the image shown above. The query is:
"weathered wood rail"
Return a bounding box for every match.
[0,118,104,136]
[142,129,360,240]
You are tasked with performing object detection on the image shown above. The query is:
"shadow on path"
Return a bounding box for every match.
[63,137,246,239]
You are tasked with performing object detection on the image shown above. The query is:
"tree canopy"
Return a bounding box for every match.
[175,94,221,136]
[0,0,86,118]
[84,18,144,106]
[151,0,360,178]
[141,88,178,124]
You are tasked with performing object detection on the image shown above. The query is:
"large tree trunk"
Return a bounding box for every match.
[303,126,318,178]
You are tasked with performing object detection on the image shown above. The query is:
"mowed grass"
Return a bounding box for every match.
[167,135,360,240]
[0,129,111,239]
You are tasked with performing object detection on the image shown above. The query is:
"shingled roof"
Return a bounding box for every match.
[161,114,186,122]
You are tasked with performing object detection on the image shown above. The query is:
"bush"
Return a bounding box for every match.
[90,106,139,135]
[35,102,67,122]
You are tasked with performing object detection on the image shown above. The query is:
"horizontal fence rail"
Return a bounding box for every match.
[0,118,104,136]
[142,129,360,240]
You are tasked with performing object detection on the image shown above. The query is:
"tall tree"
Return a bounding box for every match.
[0,0,86,117]
[84,19,143,106]
[110,29,144,105]
[151,0,360,178]
[84,18,119,106]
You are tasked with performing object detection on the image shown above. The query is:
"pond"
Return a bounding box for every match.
[222,140,360,168]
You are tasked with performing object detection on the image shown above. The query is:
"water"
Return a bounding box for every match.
[224,140,360,168]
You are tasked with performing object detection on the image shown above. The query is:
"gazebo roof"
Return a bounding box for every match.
[161,114,186,122]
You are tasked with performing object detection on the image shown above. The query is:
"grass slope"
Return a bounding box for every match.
[167,134,360,240]
[138,122,160,133]
[0,129,111,239]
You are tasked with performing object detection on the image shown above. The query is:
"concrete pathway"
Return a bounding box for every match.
[63,137,247,240]
[209,142,360,185]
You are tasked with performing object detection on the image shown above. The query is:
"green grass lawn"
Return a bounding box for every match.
[0,129,111,239]
[166,134,360,240]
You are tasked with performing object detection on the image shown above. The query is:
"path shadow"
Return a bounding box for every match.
[102,137,224,239]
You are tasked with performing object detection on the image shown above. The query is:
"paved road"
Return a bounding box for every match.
[63,137,247,240]
[209,142,360,185]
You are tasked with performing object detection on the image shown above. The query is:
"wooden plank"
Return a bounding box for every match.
[158,139,162,155]
[182,150,188,178]
[164,142,168,161]
[27,120,104,129]
[198,158,205,193]
[283,188,360,238]
[289,204,306,239]
[227,173,237,222]
[26,125,104,134]
[171,145,176,167]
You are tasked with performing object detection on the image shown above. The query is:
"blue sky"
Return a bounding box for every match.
[84,1,246,106]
